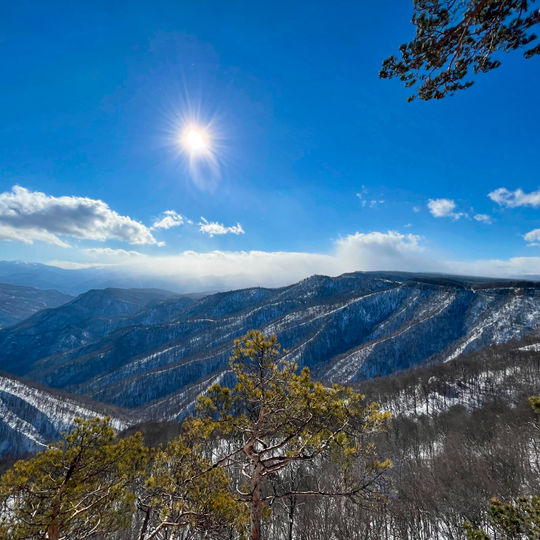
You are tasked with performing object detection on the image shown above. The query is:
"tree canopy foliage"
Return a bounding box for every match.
[380,0,540,101]
[0,417,146,540]
[189,330,391,540]
[137,434,245,539]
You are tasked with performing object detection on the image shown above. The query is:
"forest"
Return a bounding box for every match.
[0,330,538,540]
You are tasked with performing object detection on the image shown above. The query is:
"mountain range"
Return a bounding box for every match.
[0,270,539,457]
[0,260,216,295]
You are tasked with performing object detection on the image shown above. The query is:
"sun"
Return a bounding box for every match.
[167,105,225,190]
[180,126,210,156]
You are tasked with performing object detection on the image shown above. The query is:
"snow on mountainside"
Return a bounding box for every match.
[0,272,538,418]
[0,287,185,374]
[0,283,72,329]
[0,272,538,459]
[0,372,131,458]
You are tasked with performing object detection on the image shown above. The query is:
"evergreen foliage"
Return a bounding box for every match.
[188,330,391,540]
[380,0,540,100]
[0,417,146,540]
[137,434,246,539]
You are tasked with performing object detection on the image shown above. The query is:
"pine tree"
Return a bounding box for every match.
[137,433,247,539]
[380,0,540,101]
[189,330,392,540]
[0,417,146,540]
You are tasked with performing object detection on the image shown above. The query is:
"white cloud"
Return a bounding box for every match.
[199,217,245,237]
[48,260,104,270]
[0,224,71,247]
[488,187,540,208]
[364,199,384,208]
[335,231,427,271]
[83,247,143,257]
[50,230,435,291]
[473,213,493,224]
[524,229,540,246]
[0,186,158,247]
[355,186,368,199]
[151,210,185,230]
[47,228,540,292]
[427,198,467,220]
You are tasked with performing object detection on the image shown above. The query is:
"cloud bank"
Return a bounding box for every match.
[46,228,540,293]
[0,186,159,247]
[50,231,440,292]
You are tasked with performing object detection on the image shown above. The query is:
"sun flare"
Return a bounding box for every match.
[180,126,210,156]
[169,107,224,190]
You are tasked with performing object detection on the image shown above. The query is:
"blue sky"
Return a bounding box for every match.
[1,1,539,288]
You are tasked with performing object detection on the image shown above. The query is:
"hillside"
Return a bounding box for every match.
[0,272,538,415]
[1,322,538,466]
[0,283,72,328]
[0,371,131,458]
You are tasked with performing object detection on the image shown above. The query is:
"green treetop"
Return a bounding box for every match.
[137,433,247,540]
[188,329,391,540]
[0,417,146,540]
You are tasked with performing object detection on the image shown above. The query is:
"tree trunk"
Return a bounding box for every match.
[139,506,152,540]
[47,499,60,540]
[251,463,264,540]
[47,520,60,540]
[287,495,296,540]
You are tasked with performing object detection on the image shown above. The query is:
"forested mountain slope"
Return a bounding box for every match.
[0,372,130,459]
[0,324,538,472]
[0,283,72,328]
[347,336,540,540]
[0,272,538,413]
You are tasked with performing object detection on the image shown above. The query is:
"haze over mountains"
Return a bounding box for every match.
[0,270,539,458]
[0,283,72,328]
[0,261,201,295]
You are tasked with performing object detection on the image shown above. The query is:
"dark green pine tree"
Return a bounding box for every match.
[380,0,540,101]
[0,417,147,540]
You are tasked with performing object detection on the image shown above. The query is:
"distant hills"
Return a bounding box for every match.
[2,259,539,297]
[0,260,216,295]
[0,283,72,328]
[0,270,539,457]
[0,261,98,295]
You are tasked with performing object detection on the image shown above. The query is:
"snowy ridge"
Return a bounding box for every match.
[383,365,526,418]
[0,272,538,427]
[0,374,130,457]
